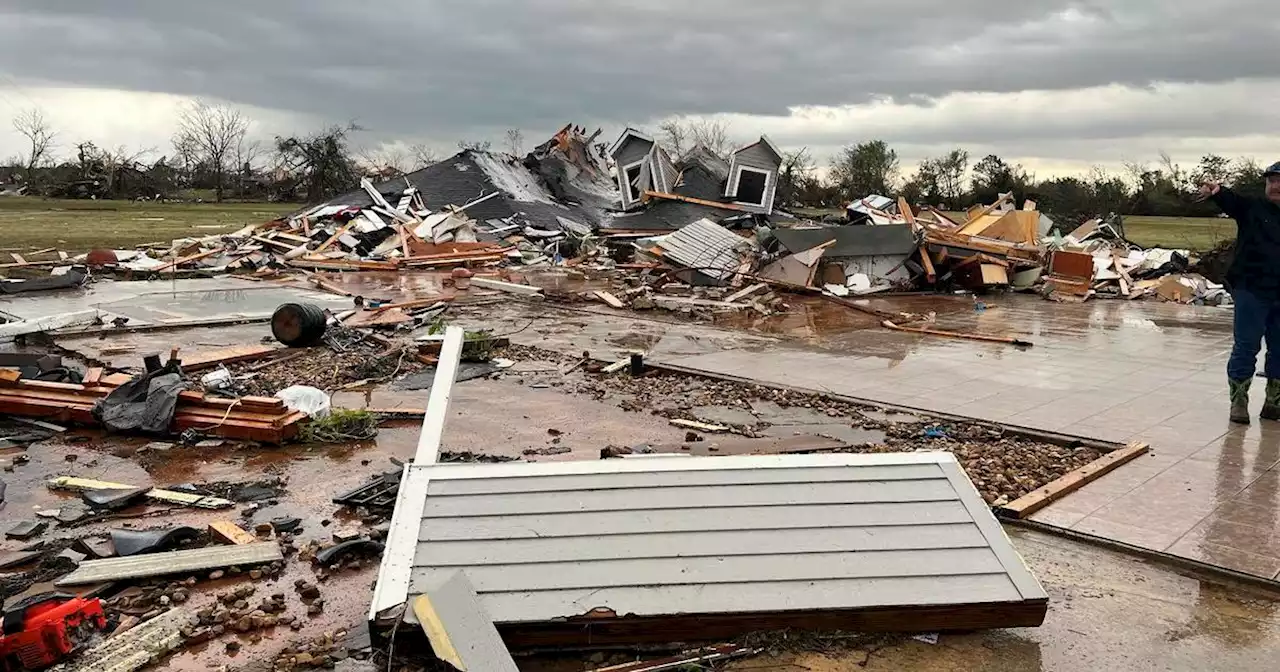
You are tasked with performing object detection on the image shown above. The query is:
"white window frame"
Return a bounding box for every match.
[619,160,646,207]
[730,166,772,209]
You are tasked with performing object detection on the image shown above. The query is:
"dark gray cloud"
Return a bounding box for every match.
[0,0,1275,146]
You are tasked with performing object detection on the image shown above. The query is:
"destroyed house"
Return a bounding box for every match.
[723,136,783,215]
[314,149,603,237]
[604,129,783,232]
[609,128,677,211]
[771,224,917,288]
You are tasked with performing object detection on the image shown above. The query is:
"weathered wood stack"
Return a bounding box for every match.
[0,369,305,443]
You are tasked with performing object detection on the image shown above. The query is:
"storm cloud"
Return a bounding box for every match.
[0,0,1277,172]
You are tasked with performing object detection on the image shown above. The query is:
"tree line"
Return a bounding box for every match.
[5,104,1270,225]
[2,102,447,203]
[781,140,1270,225]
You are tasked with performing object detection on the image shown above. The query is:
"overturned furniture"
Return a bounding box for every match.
[370,452,1049,648]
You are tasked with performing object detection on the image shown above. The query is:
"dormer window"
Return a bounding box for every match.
[731,167,770,208]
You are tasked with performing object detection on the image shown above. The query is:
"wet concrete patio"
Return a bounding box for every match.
[453,294,1280,583]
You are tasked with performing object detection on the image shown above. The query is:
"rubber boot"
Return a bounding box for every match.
[1230,378,1252,425]
[1262,379,1280,421]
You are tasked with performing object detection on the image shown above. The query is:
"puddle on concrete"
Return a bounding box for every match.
[511,268,611,293]
[761,423,887,445]
[689,405,758,427]
[313,270,451,303]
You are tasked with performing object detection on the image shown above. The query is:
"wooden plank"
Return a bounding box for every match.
[152,247,223,273]
[66,607,188,672]
[724,283,769,304]
[496,600,1046,648]
[669,418,729,433]
[641,190,749,212]
[918,245,936,283]
[11,253,26,264]
[415,326,465,464]
[48,476,235,509]
[468,277,543,296]
[998,442,1150,519]
[593,290,626,309]
[420,501,971,541]
[0,369,20,384]
[424,480,956,518]
[182,345,280,372]
[413,573,520,672]
[313,222,355,255]
[56,542,282,585]
[209,521,257,545]
[82,367,104,385]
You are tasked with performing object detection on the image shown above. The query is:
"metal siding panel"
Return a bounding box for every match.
[615,139,652,168]
[462,574,1024,623]
[415,524,988,567]
[423,453,959,481]
[411,548,1007,593]
[56,542,282,585]
[938,460,1049,601]
[421,500,972,541]
[733,144,780,172]
[426,463,946,496]
[655,219,755,280]
[423,479,956,518]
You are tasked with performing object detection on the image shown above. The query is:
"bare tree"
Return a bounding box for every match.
[12,107,56,185]
[357,146,411,178]
[504,128,524,156]
[657,118,732,159]
[172,100,250,202]
[657,120,688,157]
[457,139,492,152]
[409,143,440,169]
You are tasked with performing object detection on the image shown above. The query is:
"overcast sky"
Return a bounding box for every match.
[1,0,1277,179]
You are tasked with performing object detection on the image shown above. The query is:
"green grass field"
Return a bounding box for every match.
[0,198,300,253]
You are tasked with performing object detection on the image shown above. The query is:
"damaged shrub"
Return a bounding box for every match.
[299,409,378,443]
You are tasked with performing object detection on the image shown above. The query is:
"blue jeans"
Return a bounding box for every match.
[1229,288,1280,380]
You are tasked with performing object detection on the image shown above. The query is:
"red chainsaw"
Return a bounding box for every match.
[0,593,106,671]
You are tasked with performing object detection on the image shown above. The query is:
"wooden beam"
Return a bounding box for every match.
[998,442,1150,519]
[414,326,465,464]
[56,542,282,585]
[469,277,543,296]
[592,290,626,309]
[313,222,355,256]
[897,197,917,227]
[209,521,257,545]
[641,190,749,212]
[153,247,224,273]
[918,246,936,284]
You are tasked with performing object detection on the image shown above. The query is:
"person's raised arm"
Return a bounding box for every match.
[1201,182,1251,222]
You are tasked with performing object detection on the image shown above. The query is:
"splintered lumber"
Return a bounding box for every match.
[209,521,257,545]
[669,418,730,433]
[642,190,749,212]
[882,320,1033,347]
[49,476,235,509]
[918,246,937,284]
[724,283,768,303]
[313,222,356,255]
[56,542,282,585]
[593,290,626,309]
[182,345,280,372]
[997,442,1150,519]
[400,246,514,268]
[0,375,302,442]
[469,277,543,296]
[152,247,224,273]
[65,607,189,672]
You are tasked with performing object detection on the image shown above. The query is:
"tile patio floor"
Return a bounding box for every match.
[490,293,1280,581]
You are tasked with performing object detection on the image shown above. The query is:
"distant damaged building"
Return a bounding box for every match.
[604,129,784,232]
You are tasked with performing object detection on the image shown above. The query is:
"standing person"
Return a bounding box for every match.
[1200,161,1280,424]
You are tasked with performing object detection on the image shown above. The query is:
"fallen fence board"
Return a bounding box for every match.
[469,277,543,296]
[997,442,1150,519]
[66,607,189,672]
[57,542,282,585]
[593,290,626,309]
[49,476,235,509]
